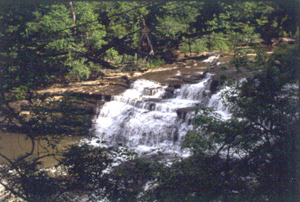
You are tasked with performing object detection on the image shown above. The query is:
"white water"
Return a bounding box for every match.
[207,86,232,120]
[91,70,231,156]
[202,55,220,63]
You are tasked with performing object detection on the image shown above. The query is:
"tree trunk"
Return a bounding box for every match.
[69,1,76,24]
[69,1,76,34]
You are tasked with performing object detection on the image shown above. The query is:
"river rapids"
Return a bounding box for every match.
[90,60,231,157]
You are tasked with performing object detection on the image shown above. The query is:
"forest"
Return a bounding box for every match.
[0,0,299,201]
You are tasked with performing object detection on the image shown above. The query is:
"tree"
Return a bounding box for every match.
[25,2,107,80]
[0,1,298,201]
[143,43,299,202]
[152,2,200,50]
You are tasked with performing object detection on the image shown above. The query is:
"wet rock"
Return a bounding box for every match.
[172,84,181,89]
[210,80,220,94]
[210,74,227,94]
[163,91,174,98]
[176,107,197,119]
[138,67,148,72]
[149,103,156,111]
[103,95,111,101]
[144,98,162,102]
[121,75,131,86]
[182,77,199,84]
[143,87,164,96]
[163,87,175,98]
[181,72,206,84]
[190,73,205,80]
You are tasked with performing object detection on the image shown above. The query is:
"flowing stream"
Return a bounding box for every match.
[91,60,231,157]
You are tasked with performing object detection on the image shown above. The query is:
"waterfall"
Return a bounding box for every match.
[91,71,231,156]
[207,86,232,120]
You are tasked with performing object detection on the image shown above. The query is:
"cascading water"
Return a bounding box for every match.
[207,86,232,120]
[91,68,231,156]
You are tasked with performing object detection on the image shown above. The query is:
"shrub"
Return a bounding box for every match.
[179,37,209,54]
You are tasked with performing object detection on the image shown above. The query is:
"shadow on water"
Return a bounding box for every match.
[0,132,82,167]
[0,96,98,167]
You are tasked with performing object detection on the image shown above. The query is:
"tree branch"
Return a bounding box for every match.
[16,135,35,163]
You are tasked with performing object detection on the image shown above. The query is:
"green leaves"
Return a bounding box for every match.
[73,2,106,49]
[65,57,90,79]
[2,1,296,86]
[0,2,299,201]
[150,43,299,201]
[60,143,113,183]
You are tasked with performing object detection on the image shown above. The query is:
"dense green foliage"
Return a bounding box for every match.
[1,1,297,89]
[0,1,299,201]
[143,44,299,201]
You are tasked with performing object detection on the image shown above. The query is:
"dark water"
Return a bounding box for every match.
[0,132,82,167]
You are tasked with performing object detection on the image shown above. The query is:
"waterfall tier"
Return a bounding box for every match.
[91,71,231,156]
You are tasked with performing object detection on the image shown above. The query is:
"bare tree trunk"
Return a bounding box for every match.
[69,1,76,34]
[145,34,154,55]
[69,1,76,24]
[134,52,138,65]
[140,16,154,55]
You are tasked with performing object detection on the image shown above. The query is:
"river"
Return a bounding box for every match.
[0,54,231,166]
[0,132,82,167]
[90,55,232,157]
